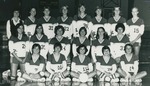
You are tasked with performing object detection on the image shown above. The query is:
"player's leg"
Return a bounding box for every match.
[10,57,19,80]
[133,43,141,57]
[133,71,147,82]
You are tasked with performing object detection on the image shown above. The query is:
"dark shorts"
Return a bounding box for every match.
[133,42,141,47]
[12,57,25,64]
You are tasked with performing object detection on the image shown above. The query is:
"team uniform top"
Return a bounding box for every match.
[24,17,38,36]
[108,17,127,36]
[38,17,57,39]
[30,35,49,59]
[57,17,73,39]
[120,54,139,73]
[25,53,45,66]
[91,39,110,62]
[126,18,144,43]
[6,18,23,39]
[24,17,38,26]
[72,55,93,73]
[49,37,70,59]
[47,53,66,72]
[72,37,90,56]
[73,15,92,37]
[91,17,110,36]
[96,56,117,73]
[9,35,29,58]
[110,35,129,59]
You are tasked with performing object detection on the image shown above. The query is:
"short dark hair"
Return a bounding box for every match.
[34,24,44,35]
[32,43,41,53]
[60,5,68,15]
[115,23,125,32]
[102,46,111,54]
[79,27,87,36]
[54,25,65,35]
[76,44,88,54]
[54,42,62,50]
[124,43,134,54]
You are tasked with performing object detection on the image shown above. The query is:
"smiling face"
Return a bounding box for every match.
[30,8,36,17]
[96,8,102,16]
[43,8,50,16]
[98,28,105,36]
[79,47,86,55]
[114,7,120,15]
[17,25,24,34]
[33,46,40,54]
[56,28,63,36]
[79,5,86,13]
[132,7,139,17]
[117,27,124,34]
[103,49,110,56]
[125,45,132,54]
[54,46,61,53]
[62,7,68,15]
[79,29,86,37]
[36,26,43,34]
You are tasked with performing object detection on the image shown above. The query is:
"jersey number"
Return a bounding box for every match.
[22,44,26,49]
[64,26,69,31]
[134,28,139,33]
[49,26,53,30]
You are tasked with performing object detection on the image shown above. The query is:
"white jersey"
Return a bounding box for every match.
[24,24,36,36]
[72,20,91,37]
[29,42,49,59]
[42,23,57,39]
[59,23,73,39]
[9,42,29,57]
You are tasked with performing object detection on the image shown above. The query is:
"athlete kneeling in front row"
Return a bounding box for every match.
[96,46,119,82]
[45,43,70,81]
[22,44,45,82]
[118,44,147,82]
[71,44,96,82]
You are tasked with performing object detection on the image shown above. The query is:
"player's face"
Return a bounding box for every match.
[125,45,132,54]
[103,49,110,56]
[62,7,68,15]
[79,47,86,54]
[33,46,40,54]
[117,27,124,34]
[17,25,23,34]
[114,7,120,15]
[98,28,104,36]
[36,26,43,34]
[96,9,102,15]
[13,11,19,17]
[79,29,86,36]
[54,46,61,52]
[132,8,139,17]
[30,8,36,16]
[44,9,50,16]
[79,6,85,13]
[56,28,63,36]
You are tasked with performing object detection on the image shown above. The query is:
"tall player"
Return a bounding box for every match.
[24,7,38,37]
[72,27,90,57]
[8,23,29,80]
[71,44,96,82]
[29,24,49,60]
[108,7,126,37]
[126,7,145,57]
[38,6,57,40]
[57,5,73,39]
[119,44,147,82]
[96,46,119,82]
[73,4,92,38]
[91,6,109,40]
[6,9,23,39]
[91,27,110,63]
[110,23,129,62]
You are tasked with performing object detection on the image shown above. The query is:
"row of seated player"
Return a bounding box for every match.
[3,43,147,82]
[8,22,141,63]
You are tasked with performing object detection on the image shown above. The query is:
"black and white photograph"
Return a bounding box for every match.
[0,0,150,86]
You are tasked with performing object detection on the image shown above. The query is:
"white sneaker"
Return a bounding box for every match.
[46,78,51,82]
[111,78,119,82]
[87,78,93,82]
[72,78,80,82]
[61,78,71,81]
[17,77,26,82]
[120,78,128,82]
[134,79,142,82]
